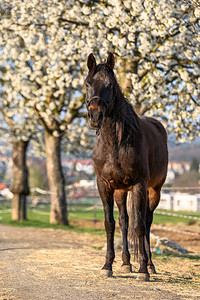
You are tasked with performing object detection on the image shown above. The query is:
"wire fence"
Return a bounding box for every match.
[1,199,200,222]
[1,197,200,238]
[154,210,200,221]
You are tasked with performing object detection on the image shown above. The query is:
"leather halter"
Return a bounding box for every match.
[86,95,113,110]
[86,93,115,136]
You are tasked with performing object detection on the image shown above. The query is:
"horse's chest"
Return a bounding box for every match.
[93,152,134,189]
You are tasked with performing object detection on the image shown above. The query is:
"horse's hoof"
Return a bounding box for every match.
[136,273,150,281]
[148,265,157,274]
[100,269,113,277]
[121,264,132,273]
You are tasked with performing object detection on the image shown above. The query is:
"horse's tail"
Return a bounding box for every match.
[127,191,139,261]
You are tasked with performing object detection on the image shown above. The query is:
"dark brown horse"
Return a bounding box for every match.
[85,53,168,281]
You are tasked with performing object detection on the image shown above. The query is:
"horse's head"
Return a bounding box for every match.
[85,53,116,130]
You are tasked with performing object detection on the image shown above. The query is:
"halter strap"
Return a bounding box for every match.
[86,94,115,136]
[86,95,113,109]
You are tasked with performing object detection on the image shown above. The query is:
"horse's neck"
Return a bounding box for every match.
[99,98,125,148]
[100,96,139,150]
[100,116,118,147]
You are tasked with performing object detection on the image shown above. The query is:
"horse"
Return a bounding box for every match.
[84,52,168,281]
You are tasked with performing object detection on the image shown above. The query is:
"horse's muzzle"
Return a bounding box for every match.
[88,110,103,130]
[88,119,103,130]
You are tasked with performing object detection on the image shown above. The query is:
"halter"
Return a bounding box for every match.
[86,95,114,110]
[86,95,114,136]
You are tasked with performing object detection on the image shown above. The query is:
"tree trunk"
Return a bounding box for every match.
[12,194,27,220]
[117,57,142,115]
[45,131,68,225]
[10,140,29,221]
[117,57,137,95]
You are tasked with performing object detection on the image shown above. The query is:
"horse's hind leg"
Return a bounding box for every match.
[145,187,161,274]
[115,190,132,273]
[145,208,156,274]
[97,177,115,277]
[133,181,149,281]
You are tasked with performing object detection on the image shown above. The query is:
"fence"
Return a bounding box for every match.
[159,191,200,212]
[1,184,200,212]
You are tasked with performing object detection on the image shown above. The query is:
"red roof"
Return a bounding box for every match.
[0,183,7,190]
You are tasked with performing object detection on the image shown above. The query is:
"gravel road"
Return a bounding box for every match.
[0,224,199,300]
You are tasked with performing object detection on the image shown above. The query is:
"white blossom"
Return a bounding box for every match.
[194,8,200,18]
[0,0,199,148]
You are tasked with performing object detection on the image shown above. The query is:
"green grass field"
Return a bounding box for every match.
[154,209,200,225]
[0,203,200,235]
[0,204,107,235]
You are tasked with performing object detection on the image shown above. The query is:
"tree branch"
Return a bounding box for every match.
[34,105,53,134]
[2,113,15,132]
[64,94,85,125]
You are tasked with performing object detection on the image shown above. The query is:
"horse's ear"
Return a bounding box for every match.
[87,53,96,72]
[106,52,115,70]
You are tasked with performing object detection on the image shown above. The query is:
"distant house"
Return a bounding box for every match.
[159,192,200,211]
[168,161,190,175]
[165,169,175,184]
[62,158,94,176]
[166,161,191,184]
[0,183,7,191]
[75,161,94,175]
[0,182,13,200]
[173,193,200,211]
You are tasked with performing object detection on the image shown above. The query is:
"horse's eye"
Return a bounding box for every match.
[108,83,113,89]
[85,82,90,88]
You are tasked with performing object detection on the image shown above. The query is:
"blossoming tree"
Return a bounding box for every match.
[0,0,88,224]
[0,0,199,225]
[0,97,40,220]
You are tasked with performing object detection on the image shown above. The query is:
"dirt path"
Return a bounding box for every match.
[0,224,200,300]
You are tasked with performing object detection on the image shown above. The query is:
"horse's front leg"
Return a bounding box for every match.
[97,176,115,277]
[115,190,132,273]
[133,181,149,281]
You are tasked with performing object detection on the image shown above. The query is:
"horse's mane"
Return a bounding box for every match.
[98,64,141,142]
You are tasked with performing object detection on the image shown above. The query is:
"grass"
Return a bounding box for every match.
[152,252,200,262]
[0,204,110,235]
[0,206,106,235]
[0,203,200,234]
[154,209,200,225]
